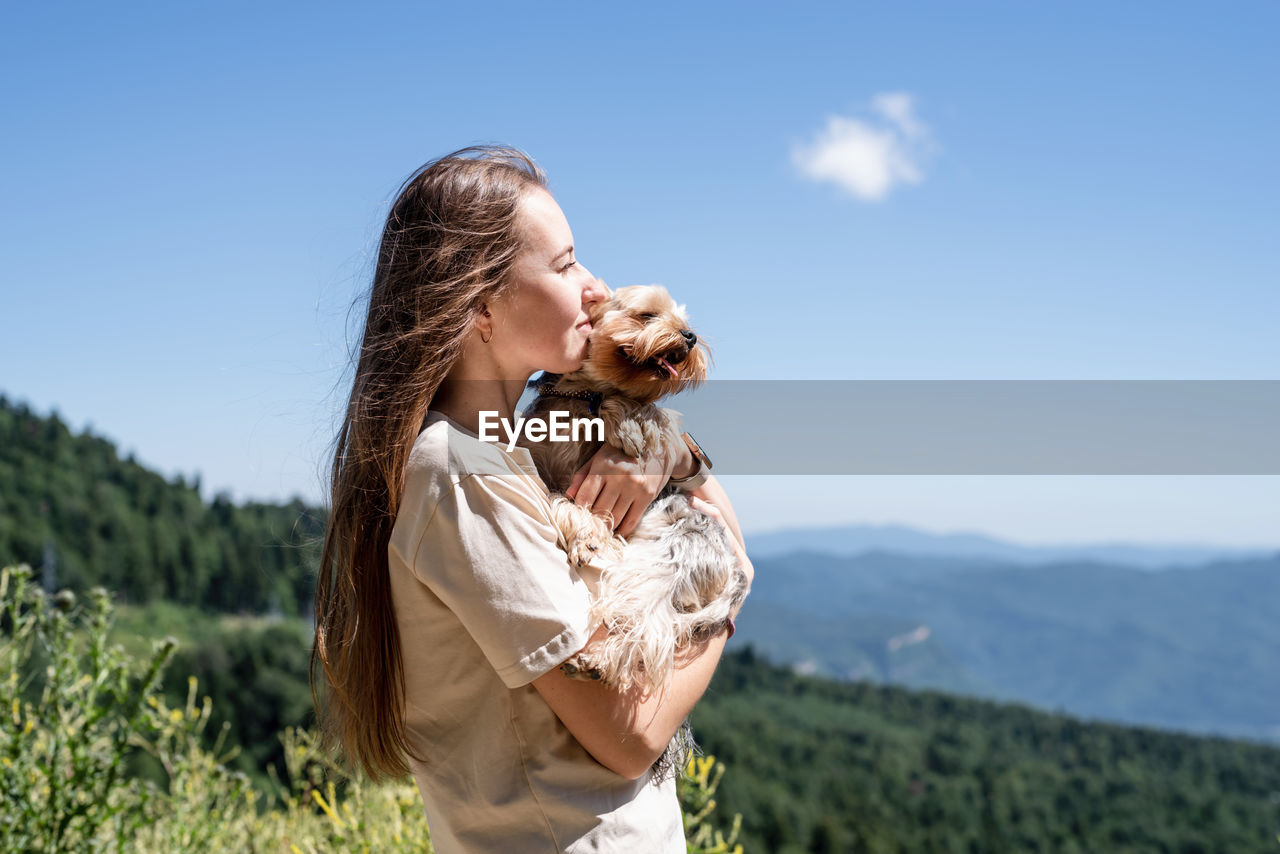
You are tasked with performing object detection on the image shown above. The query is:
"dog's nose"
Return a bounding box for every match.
[680,329,697,347]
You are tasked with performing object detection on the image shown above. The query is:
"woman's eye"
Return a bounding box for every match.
[561,259,577,272]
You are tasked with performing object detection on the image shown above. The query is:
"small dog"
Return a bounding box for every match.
[519,283,750,697]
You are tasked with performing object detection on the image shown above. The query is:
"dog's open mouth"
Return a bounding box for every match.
[652,354,681,379]
[618,346,686,379]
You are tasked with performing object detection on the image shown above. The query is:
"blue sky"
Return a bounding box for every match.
[4,2,1277,546]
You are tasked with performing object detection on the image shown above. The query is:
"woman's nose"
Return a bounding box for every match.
[582,273,607,304]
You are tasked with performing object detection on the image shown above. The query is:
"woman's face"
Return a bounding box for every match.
[488,189,607,376]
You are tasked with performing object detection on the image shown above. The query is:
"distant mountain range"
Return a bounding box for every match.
[745,522,1275,569]
[731,548,1280,744]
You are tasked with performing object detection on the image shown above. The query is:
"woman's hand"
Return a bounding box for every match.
[687,492,753,608]
[565,440,694,537]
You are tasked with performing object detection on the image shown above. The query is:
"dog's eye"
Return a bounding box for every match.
[638,312,656,321]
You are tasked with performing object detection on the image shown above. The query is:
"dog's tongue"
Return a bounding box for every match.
[655,356,680,378]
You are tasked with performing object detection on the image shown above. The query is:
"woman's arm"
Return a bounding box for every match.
[532,624,728,780]
[531,489,752,780]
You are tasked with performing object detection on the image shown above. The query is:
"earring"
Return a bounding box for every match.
[478,303,493,343]
[480,327,493,344]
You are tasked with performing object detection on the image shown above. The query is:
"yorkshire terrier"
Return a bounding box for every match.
[518,284,750,700]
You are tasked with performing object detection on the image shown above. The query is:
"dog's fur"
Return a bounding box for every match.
[519,284,750,697]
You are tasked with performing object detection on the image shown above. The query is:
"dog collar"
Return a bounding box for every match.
[535,384,604,416]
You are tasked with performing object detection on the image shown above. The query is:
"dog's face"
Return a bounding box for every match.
[575,284,709,403]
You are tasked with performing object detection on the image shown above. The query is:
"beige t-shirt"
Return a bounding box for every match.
[388,411,684,853]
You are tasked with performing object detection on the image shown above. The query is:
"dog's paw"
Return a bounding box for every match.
[566,540,596,570]
[567,529,623,572]
[559,653,603,682]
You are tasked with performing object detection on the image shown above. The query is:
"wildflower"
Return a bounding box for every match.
[312,787,346,830]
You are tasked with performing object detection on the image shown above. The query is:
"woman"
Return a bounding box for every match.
[312,145,752,852]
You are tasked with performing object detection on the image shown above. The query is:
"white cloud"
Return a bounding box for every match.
[871,92,927,140]
[792,92,935,202]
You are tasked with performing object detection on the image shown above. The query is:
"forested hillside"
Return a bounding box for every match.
[692,649,1280,853]
[0,397,322,615]
[83,601,1280,853]
[81,604,1280,853]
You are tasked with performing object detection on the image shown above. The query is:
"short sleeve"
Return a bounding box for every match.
[406,473,594,688]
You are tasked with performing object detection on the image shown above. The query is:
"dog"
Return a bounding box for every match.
[518,283,750,699]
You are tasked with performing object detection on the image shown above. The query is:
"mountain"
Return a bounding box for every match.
[0,395,322,615]
[728,600,993,696]
[732,550,1280,744]
[746,522,1274,569]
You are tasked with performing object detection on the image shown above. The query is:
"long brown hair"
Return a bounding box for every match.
[312,145,548,779]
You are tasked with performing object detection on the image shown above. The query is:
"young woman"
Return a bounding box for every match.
[312,145,752,852]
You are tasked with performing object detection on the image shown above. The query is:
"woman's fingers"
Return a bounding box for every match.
[570,467,625,530]
[574,478,603,511]
[688,496,723,522]
[565,467,589,501]
[615,500,645,537]
[591,482,633,533]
